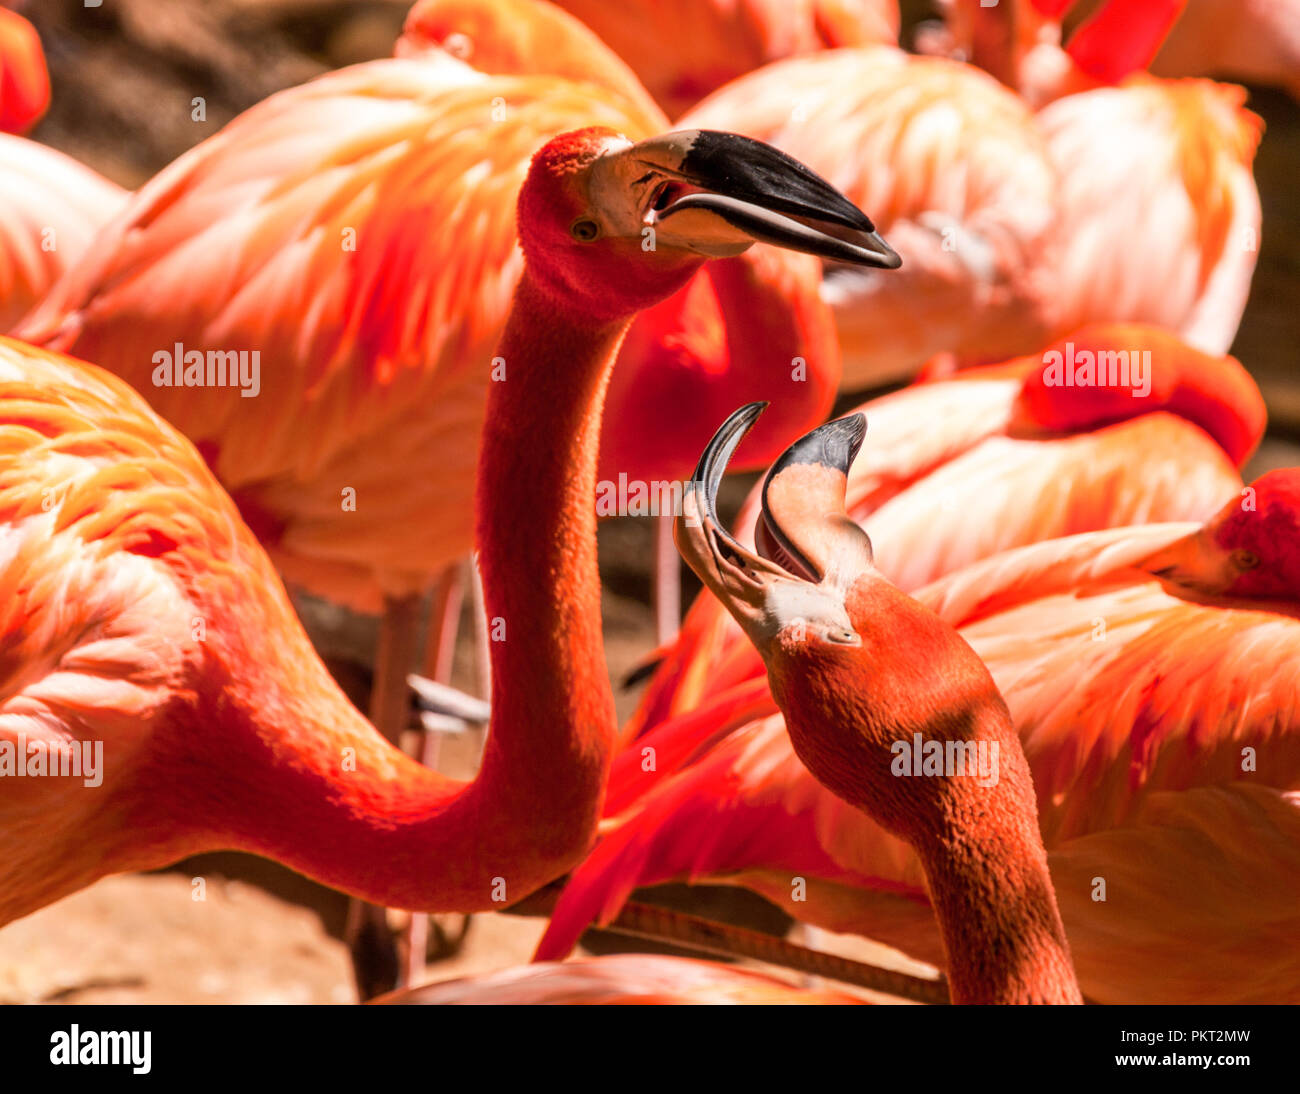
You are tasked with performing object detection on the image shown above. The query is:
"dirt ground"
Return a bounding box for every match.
[6,0,1298,1003]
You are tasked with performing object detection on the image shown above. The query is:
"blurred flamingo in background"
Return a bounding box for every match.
[682,45,1060,389]
[375,953,866,1004]
[1037,78,1262,354]
[539,439,1300,1002]
[682,40,1263,388]
[1151,0,1300,100]
[0,7,47,135]
[946,0,1300,104]
[0,121,896,995]
[542,0,900,118]
[0,133,127,331]
[629,324,1264,732]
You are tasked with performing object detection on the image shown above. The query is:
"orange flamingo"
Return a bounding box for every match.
[396,0,843,642]
[0,7,47,136]
[0,121,894,956]
[680,45,1060,388]
[0,134,128,332]
[538,448,1300,1002]
[630,324,1264,732]
[580,407,1082,1003]
[374,954,865,1004]
[538,0,900,119]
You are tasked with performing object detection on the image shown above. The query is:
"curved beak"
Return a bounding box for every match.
[1138,528,1236,595]
[676,405,872,651]
[607,130,901,267]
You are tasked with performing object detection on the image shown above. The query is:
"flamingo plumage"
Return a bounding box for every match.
[538,467,1300,1003]
[0,116,894,968]
[680,45,1061,388]
[1038,77,1262,355]
[374,953,865,1004]
[628,324,1264,733]
[0,133,128,333]
[0,8,47,136]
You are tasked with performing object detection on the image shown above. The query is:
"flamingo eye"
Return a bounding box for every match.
[1235,549,1260,570]
[570,218,600,242]
[825,627,861,646]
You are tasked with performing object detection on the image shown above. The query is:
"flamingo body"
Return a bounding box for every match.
[1039,77,1262,354]
[682,46,1063,388]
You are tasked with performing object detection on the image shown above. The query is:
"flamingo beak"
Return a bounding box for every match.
[623,130,902,267]
[676,405,869,651]
[1138,528,1237,594]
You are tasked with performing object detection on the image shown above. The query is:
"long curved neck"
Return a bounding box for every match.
[472,269,624,857]
[910,712,1082,1005]
[151,266,625,913]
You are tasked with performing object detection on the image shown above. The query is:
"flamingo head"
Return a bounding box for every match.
[675,404,1015,835]
[516,127,899,321]
[1144,469,1300,601]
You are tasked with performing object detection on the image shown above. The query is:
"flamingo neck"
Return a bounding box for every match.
[472,268,624,861]
[148,266,625,912]
[909,719,1082,1004]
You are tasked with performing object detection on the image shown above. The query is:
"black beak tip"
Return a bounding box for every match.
[766,412,867,482]
[692,402,769,518]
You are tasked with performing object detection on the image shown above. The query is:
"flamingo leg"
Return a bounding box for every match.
[346,591,423,999]
[403,563,469,988]
[653,511,681,645]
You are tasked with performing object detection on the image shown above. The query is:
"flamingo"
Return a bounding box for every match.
[374,954,865,1004]
[592,407,1082,1003]
[680,45,1061,388]
[0,7,47,136]
[0,122,894,965]
[395,0,843,643]
[629,324,1265,733]
[538,452,1300,1003]
[538,0,900,119]
[0,134,128,332]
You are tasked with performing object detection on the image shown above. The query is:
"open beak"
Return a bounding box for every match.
[676,404,873,650]
[607,130,901,267]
